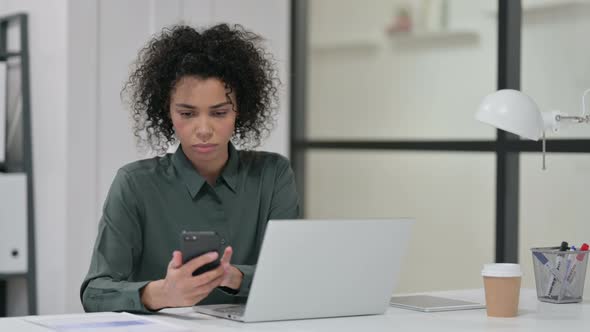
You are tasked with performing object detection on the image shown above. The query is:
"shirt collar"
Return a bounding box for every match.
[172,143,240,198]
[220,143,240,193]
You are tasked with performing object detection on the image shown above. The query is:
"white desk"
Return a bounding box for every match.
[1,289,588,331]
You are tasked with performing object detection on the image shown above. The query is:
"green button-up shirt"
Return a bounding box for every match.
[80,144,300,313]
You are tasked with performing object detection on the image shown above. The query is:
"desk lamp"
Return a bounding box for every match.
[476,89,590,170]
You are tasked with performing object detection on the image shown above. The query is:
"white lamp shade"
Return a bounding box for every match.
[476,89,544,141]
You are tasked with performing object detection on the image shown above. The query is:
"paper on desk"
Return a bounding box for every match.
[24,312,190,332]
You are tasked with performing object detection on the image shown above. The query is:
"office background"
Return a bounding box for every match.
[296,0,590,298]
[1,0,590,317]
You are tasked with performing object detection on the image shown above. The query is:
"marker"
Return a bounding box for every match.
[561,243,589,298]
[533,251,564,284]
[546,241,569,297]
[558,245,578,300]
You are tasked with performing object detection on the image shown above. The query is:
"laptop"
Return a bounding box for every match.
[194,218,414,322]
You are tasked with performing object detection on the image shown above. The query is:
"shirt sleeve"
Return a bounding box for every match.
[268,156,302,220]
[226,156,302,297]
[80,169,152,313]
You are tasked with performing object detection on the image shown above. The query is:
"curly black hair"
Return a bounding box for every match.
[123,23,279,154]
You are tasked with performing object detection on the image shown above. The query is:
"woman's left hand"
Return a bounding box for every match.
[219,246,244,291]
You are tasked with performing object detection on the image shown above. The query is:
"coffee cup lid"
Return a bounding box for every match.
[481,263,522,277]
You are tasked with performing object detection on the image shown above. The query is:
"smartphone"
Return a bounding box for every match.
[180,231,224,276]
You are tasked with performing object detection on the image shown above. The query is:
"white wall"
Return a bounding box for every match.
[2,0,290,315]
[64,0,99,314]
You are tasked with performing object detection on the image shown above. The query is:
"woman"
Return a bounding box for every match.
[80,24,300,313]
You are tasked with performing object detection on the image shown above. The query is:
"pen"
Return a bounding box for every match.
[533,251,564,284]
[547,241,569,297]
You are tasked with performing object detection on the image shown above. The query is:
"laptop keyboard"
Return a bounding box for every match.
[214,305,245,316]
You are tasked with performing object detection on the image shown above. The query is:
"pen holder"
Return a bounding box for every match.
[531,247,589,303]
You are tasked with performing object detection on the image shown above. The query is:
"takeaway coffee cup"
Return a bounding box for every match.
[481,263,522,317]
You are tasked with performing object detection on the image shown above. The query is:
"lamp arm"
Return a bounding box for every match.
[562,88,590,123]
[542,131,546,170]
[537,88,590,171]
[555,114,589,123]
[544,89,590,130]
[582,88,590,117]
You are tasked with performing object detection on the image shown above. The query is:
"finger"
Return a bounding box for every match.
[220,246,233,266]
[189,274,224,298]
[168,250,183,270]
[182,251,219,275]
[191,264,225,286]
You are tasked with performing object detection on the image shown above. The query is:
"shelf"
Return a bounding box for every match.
[389,30,479,47]
[0,52,21,60]
[486,0,590,17]
[310,30,479,52]
[523,0,590,14]
[310,39,380,53]
[0,273,27,279]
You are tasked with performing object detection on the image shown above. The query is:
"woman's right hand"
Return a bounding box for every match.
[141,250,224,310]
